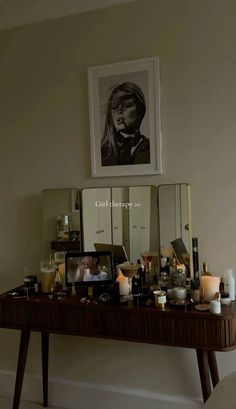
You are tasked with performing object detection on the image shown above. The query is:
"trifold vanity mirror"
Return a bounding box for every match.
[41,183,193,277]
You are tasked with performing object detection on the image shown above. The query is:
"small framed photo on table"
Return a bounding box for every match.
[88,57,162,177]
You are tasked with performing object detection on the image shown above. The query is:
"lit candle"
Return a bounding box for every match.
[116,272,130,296]
[161,247,173,258]
[200,276,220,302]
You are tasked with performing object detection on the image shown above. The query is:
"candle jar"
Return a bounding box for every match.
[173,286,187,301]
[210,300,221,314]
[153,290,166,309]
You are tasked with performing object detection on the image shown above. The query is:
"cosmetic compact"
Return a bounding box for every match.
[24,275,37,285]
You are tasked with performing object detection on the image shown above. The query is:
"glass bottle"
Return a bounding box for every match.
[136,259,145,285]
[132,260,142,294]
[159,271,170,293]
[169,258,177,276]
[192,237,199,279]
[75,191,80,210]
[219,274,225,294]
[201,262,211,276]
[191,279,200,303]
[171,267,186,288]
[141,253,153,285]
[71,282,77,296]
[54,268,63,294]
[56,215,69,241]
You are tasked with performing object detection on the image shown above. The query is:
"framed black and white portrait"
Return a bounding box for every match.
[88,57,162,177]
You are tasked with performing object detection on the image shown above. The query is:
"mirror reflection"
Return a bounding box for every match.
[42,188,81,258]
[41,183,193,279]
[158,183,193,278]
[81,186,159,263]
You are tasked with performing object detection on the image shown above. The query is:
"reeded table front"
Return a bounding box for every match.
[0,293,236,351]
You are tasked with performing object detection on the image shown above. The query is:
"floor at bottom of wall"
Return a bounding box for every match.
[0,396,62,409]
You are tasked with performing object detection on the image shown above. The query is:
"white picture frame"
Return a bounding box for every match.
[88,57,162,177]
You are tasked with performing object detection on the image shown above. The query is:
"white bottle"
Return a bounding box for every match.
[225,268,235,301]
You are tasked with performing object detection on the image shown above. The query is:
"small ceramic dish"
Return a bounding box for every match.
[169,299,191,308]
[195,304,210,311]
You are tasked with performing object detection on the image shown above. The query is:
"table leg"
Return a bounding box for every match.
[12,330,31,409]
[196,349,212,403]
[207,351,219,388]
[41,331,49,407]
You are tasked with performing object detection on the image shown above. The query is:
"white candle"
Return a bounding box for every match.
[200,276,220,302]
[210,300,221,314]
[174,286,187,300]
[116,272,130,296]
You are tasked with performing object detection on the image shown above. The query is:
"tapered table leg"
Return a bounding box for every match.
[12,330,31,409]
[41,331,49,407]
[196,349,212,403]
[207,351,219,388]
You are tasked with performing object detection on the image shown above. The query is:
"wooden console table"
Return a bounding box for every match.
[0,291,236,409]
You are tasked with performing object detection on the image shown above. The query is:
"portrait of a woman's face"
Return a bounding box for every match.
[88,57,162,177]
[100,80,150,167]
[111,93,141,134]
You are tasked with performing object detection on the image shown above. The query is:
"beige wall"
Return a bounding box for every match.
[1,0,236,404]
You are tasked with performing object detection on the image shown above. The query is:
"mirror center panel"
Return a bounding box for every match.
[81,186,158,263]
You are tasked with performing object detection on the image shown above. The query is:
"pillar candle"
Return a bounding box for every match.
[200,276,220,302]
